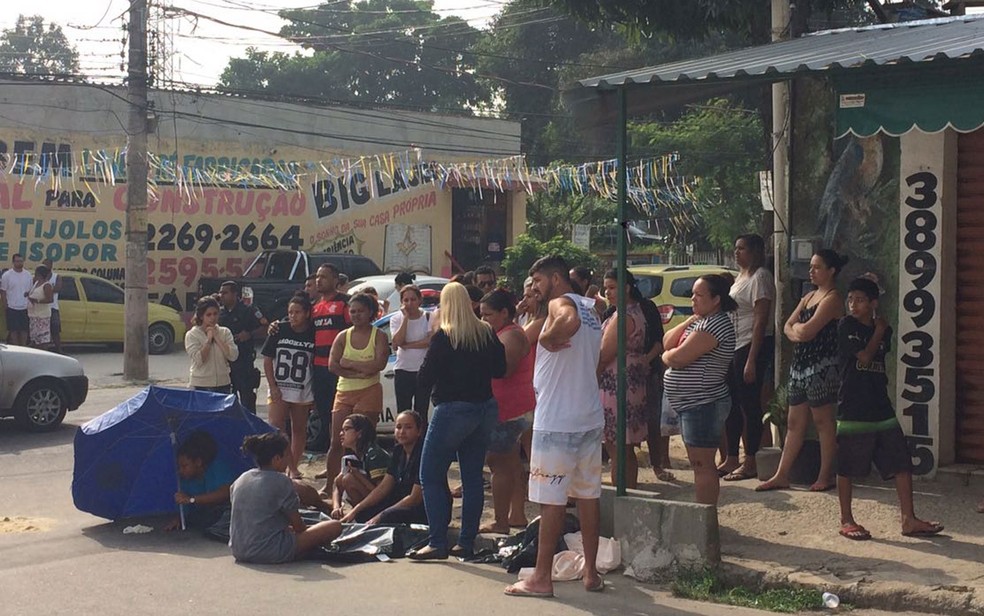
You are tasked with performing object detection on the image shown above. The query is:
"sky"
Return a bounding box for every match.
[0,0,507,86]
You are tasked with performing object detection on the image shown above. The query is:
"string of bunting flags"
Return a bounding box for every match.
[0,146,701,214]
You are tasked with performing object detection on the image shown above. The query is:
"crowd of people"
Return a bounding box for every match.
[0,255,63,351]
[179,237,946,591]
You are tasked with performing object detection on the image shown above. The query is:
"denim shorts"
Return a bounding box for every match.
[487,412,531,454]
[677,396,731,449]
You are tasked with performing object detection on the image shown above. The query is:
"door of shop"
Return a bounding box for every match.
[956,129,984,463]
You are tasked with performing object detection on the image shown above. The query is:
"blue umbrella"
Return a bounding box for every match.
[72,385,274,522]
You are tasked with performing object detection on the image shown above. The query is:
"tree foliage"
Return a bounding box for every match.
[501,233,599,288]
[545,0,874,43]
[0,15,79,75]
[632,99,766,251]
[220,0,487,110]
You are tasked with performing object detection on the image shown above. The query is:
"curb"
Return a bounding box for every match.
[718,559,984,616]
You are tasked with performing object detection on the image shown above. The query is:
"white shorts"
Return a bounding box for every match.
[528,427,603,506]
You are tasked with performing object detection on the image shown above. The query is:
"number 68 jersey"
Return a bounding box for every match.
[261,321,316,405]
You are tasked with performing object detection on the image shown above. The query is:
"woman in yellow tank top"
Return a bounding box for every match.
[326,293,390,492]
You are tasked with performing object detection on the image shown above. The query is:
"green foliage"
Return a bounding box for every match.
[501,234,600,289]
[0,15,78,75]
[632,99,767,251]
[673,567,827,613]
[525,190,616,245]
[545,0,874,43]
[219,0,487,110]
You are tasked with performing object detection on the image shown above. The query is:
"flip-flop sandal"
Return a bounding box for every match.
[586,579,606,593]
[654,469,676,482]
[810,482,836,492]
[504,586,554,598]
[722,469,756,482]
[902,523,944,537]
[839,524,871,540]
[754,482,789,492]
[717,467,738,478]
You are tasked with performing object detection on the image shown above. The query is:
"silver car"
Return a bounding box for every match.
[0,345,88,431]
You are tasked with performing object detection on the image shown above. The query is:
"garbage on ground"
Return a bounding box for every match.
[122,524,154,534]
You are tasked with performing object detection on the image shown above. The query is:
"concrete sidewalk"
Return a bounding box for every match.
[623,460,984,615]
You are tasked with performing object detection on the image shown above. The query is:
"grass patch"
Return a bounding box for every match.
[673,567,827,613]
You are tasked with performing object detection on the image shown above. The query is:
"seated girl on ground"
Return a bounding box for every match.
[165,430,239,532]
[330,413,391,519]
[229,433,342,564]
[338,411,428,525]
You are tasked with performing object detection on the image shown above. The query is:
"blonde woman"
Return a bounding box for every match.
[408,283,506,561]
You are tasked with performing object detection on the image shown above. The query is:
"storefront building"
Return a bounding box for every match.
[0,79,525,310]
[571,15,984,475]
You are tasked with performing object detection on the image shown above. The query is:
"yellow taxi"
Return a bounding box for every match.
[629,264,738,329]
[1,271,187,354]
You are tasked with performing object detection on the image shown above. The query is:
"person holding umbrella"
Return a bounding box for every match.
[164,431,238,532]
[185,297,239,393]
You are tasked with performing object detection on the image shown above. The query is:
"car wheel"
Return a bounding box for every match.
[305,407,330,453]
[148,323,175,355]
[14,380,68,432]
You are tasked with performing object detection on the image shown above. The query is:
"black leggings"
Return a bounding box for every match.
[725,338,773,458]
[394,369,431,424]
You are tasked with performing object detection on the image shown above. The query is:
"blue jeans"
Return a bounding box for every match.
[677,395,731,449]
[419,398,498,550]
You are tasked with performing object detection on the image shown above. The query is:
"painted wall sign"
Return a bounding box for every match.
[897,165,942,476]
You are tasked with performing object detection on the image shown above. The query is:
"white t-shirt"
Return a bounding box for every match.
[390,310,430,372]
[1,268,34,310]
[532,293,604,433]
[729,267,775,349]
[49,272,60,310]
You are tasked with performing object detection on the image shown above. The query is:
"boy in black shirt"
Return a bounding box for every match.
[836,277,943,540]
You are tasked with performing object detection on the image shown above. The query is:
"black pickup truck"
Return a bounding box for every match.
[198,250,381,321]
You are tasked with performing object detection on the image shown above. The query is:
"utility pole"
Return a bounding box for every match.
[124,0,150,381]
[772,0,791,395]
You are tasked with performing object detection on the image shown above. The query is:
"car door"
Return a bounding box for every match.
[79,277,125,342]
[55,275,87,342]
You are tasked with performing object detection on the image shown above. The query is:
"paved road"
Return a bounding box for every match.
[0,353,921,615]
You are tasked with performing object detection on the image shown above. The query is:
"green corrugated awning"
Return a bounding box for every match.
[835,71,984,138]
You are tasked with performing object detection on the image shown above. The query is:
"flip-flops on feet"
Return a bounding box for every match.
[722,469,757,482]
[754,481,789,492]
[810,482,836,492]
[717,467,738,478]
[504,584,554,598]
[654,469,676,482]
[586,578,606,592]
[902,522,944,537]
[839,524,871,540]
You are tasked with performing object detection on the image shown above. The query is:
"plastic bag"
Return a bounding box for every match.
[563,531,622,574]
[517,551,585,581]
[660,392,680,437]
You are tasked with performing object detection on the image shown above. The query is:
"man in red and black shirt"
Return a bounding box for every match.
[310,264,350,482]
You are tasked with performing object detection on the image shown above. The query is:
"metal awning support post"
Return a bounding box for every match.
[615,86,628,496]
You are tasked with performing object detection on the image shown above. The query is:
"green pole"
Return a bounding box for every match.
[615,86,628,497]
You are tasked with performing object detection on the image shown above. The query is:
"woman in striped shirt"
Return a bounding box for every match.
[662,274,737,506]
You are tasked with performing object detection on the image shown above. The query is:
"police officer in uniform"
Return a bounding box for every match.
[217,281,267,413]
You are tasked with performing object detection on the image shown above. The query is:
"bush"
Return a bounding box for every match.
[501,234,601,290]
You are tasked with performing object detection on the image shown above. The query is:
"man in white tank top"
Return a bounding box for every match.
[505,256,605,598]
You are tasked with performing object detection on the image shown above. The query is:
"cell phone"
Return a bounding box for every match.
[343,456,362,470]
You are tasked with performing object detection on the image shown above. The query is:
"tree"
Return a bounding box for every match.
[0,15,79,75]
[631,99,767,251]
[501,233,599,288]
[219,0,488,110]
[525,191,616,244]
[545,0,873,43]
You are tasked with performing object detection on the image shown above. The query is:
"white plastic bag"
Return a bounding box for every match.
[563,531,622,574]
[660,392,680,437]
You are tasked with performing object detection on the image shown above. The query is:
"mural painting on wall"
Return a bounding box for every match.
[0,135,445,310]
[792,77,910,462]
